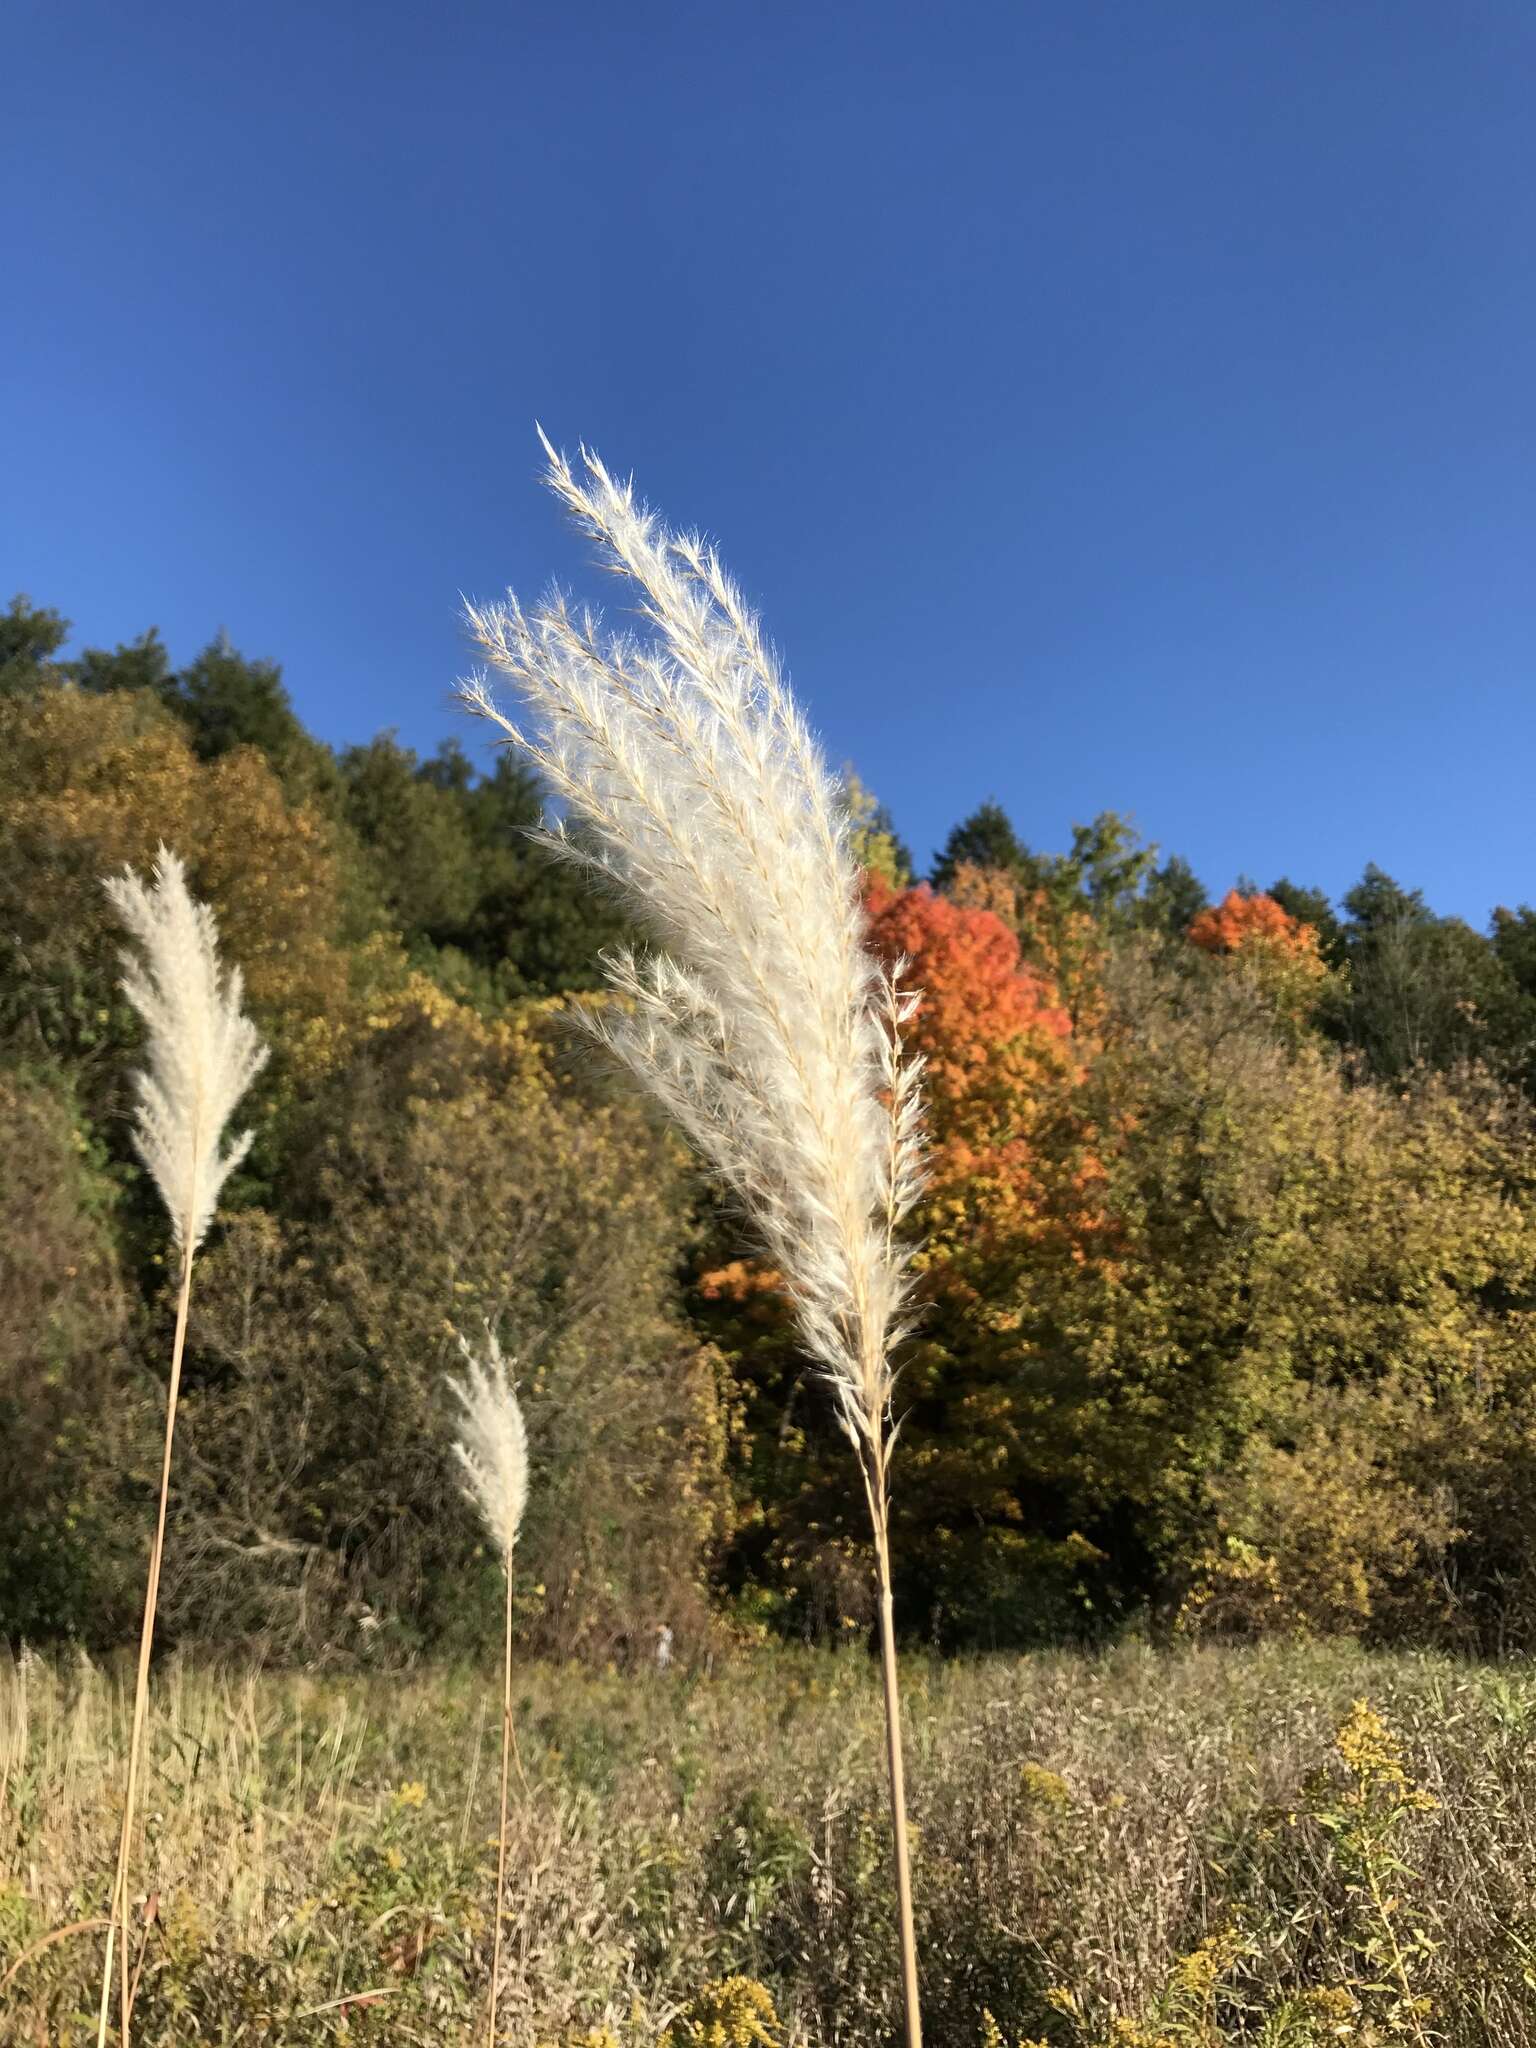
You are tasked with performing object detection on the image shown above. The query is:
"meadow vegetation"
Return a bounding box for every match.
[10,446,1536,2045]
[8,580,1536,1663]
[8,1642,1536,2045]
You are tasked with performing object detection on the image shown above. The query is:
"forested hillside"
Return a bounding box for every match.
[8,588,1536,1660]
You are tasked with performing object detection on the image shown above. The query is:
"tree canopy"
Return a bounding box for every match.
[8,588,1536,1656]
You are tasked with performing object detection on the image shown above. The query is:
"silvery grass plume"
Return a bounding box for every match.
[96,846,266,2048]
[460,437,926,1466]
[447,1328,529,2048]
[460,435,928,2047]
[102,845,268,1253]
[447,1327,529,1563]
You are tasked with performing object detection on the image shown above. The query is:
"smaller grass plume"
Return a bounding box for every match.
[103,845,267,1254]
[448,1326,529,1565]
[96,845,266,2048]
[447,1327,529,2048]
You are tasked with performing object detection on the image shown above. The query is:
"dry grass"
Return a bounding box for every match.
[7,1641,1536,2044]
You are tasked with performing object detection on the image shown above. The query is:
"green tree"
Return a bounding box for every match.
[1055,811,1158,927]
[413,744,634,997]
[1492,904,1536,1000]
[930,799,1029,891]
[934,805,1171,934]
[0,1067,142,1641]
[1140,854,1208,937]
[73,627,174,698]
[167,634,303,760]
[1337,864,1532,1080]
[1063,938,1536,1640]
[0,592,69,696]
[162,633,343,806]
[339,731,481,942]
[1269,876,1344,962]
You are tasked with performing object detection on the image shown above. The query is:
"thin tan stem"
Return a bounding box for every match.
[487,1555,514,2048]
[96,1243,194,2048]
[863,1452,923,2048]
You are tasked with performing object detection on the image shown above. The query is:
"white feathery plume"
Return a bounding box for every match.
[460,435,929,2045]
[103,845,268,1253]
[459,435,926,1465]
[447,1328,529,1564]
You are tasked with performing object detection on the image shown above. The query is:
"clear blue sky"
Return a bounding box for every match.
[5,1,1533,920]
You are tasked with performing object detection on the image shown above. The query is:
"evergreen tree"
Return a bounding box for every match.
[1269,877,1344,963]
[0,593,69,696]
[455,754,632,996]
[1492,905,1536,1000]
[930,799,1028,890]
[169,636,298,759]
[339,732,481,942]
[73,628,174,697]
[1140,854,1208,937]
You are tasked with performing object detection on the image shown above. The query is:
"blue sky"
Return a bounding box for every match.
[5,1,1533,920]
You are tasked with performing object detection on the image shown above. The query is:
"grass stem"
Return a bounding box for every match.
[96,1242,194,2048]
[488,1555,514,2048]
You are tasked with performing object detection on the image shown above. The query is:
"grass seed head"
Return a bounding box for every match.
[103,844,268,1254]
[447,1327,529,1563]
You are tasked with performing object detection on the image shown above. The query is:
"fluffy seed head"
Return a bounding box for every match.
[460,436,926,1460]
[103,845,268,1255]
[446,1328,529,1563]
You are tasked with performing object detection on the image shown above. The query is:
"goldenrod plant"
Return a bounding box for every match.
[96,846,267,2048]
[461,434,928,2046]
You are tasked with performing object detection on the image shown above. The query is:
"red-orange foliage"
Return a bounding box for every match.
[861,877,1104,1277]
[863,875,1069,1109]
[702,880,1102,1306]
[946,860,1110,1038]
[1187,889,1327,1023]
[944,860,1028,931]
[1189,888,1318,959]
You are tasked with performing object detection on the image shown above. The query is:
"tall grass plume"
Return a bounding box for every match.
[460,435,928,2045]
[96,846,266,2047]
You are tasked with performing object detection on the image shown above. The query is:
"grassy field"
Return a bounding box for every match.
[5,1640,1536,2045]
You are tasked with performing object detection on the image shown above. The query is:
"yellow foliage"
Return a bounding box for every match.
[1018,1761,1072,1809]
[841,768,908,886]
[660,1976,782,2047]
[1333,1699,1437,1813]
[0,685,380,1080]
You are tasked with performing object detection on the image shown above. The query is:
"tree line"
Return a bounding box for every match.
[7,589,1536,1658]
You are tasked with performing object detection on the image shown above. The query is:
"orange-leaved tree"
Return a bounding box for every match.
[1188,887,1328,1026]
